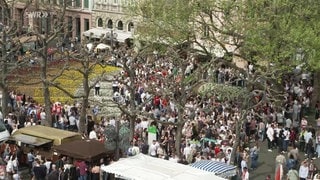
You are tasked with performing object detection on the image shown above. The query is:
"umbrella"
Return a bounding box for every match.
[190,160,237,178]
[96,43,111,50]
[86,43,93,51]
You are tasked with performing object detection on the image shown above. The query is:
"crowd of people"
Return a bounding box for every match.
[103,50,320,180]
[1,145,111,180]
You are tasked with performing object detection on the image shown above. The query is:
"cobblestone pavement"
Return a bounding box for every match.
[250,137,320,180]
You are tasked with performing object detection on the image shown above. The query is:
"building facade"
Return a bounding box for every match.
[7,0,93,41]
[86,0,135,42]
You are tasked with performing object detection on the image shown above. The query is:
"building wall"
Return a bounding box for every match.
[92,0,135,33]
[10,0,93,41]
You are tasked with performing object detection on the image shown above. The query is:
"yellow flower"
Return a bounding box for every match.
[32,65,120,104]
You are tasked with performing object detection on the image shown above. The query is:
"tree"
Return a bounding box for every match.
[238,0,320,103]
[0,0,39,116]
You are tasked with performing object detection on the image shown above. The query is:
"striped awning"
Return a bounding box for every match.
[190,160,237,178]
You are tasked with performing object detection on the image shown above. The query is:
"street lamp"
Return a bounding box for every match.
[106,28,118,50]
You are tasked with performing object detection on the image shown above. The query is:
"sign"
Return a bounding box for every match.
[26,11,52,19]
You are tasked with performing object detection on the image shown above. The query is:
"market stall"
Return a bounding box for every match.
[10,125,82,146]
[101,153,225,180]
[53,139,110,162]
[190,160,237,178]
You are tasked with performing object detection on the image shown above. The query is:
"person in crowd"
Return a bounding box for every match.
[149,140,158,158]
[90,162,100,180]
[299,160,309,180]
[27,149,35,173]
[46,164,59,180]
[249,146,259,170]
[308,159,317,179]
[266,124,275,152]
[287,168,299,180]
[32,158,47,180]
[75,160,88,180]
[55,156,66,171]
[314,171,320,180]
[95,81,101,96]
[242,167,249,180]
[275,151,286,178]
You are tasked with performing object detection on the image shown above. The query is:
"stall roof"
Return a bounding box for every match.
[101,154,226,180]
[12,125,82,146]
[9,134,52,146]
[54,139,110,162]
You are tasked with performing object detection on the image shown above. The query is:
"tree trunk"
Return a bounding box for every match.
[79,75,90,134]
[1,24,9,117]
[312,70,320,107]
[129,115,136,142]
[175,122,183,158]
[1,87,9,117]
[40,47,52,126]
[230,117,241,166]
[43,86,52,126]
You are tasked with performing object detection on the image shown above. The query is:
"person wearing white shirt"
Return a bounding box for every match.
[304,129,312,145]
[68,115,77,131]
[183,144,192,163]
[149,140,158,157]
[266,124,274,151]
[299,160,309,179]
[242,167,249,180]
[109,117,116,127]
[89,129,98,140]
[285,118,292,129]
[283,128,290,152]
[39,109,46,125]
[241,158,248,173]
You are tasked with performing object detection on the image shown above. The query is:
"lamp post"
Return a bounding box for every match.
[106,28,118,51]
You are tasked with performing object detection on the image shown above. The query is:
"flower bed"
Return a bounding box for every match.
[16,65,120,104]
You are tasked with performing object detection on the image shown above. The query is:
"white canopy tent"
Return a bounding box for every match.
[101,154,226,180]
[96,43,111,50]
[86,43,111,52]
[82,27,133,42]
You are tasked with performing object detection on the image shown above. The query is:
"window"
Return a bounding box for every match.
[84,0,89,8]
[76,18,81,39]
[107,20,113,29]
[68,16,73,37]
[75,0,81,7]
[128,22,134,31]
[113,0,118,4]
[97,18,103,27]
[117,21,123,30]
[66,0,72,6]
[84,18,90,31]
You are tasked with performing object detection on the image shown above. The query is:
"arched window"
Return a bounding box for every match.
[117,21,123,30]
[97,18,103,27]
[107,20,113,29]
[128,22,134,32]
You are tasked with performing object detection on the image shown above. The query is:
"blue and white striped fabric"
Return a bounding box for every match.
[190,160,237,178]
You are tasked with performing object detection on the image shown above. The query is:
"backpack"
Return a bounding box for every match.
[286,159,296,170]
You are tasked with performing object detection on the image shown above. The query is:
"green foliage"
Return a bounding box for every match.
[198,83,248,101]
[240,0,320,70]
[130,0,195,44]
